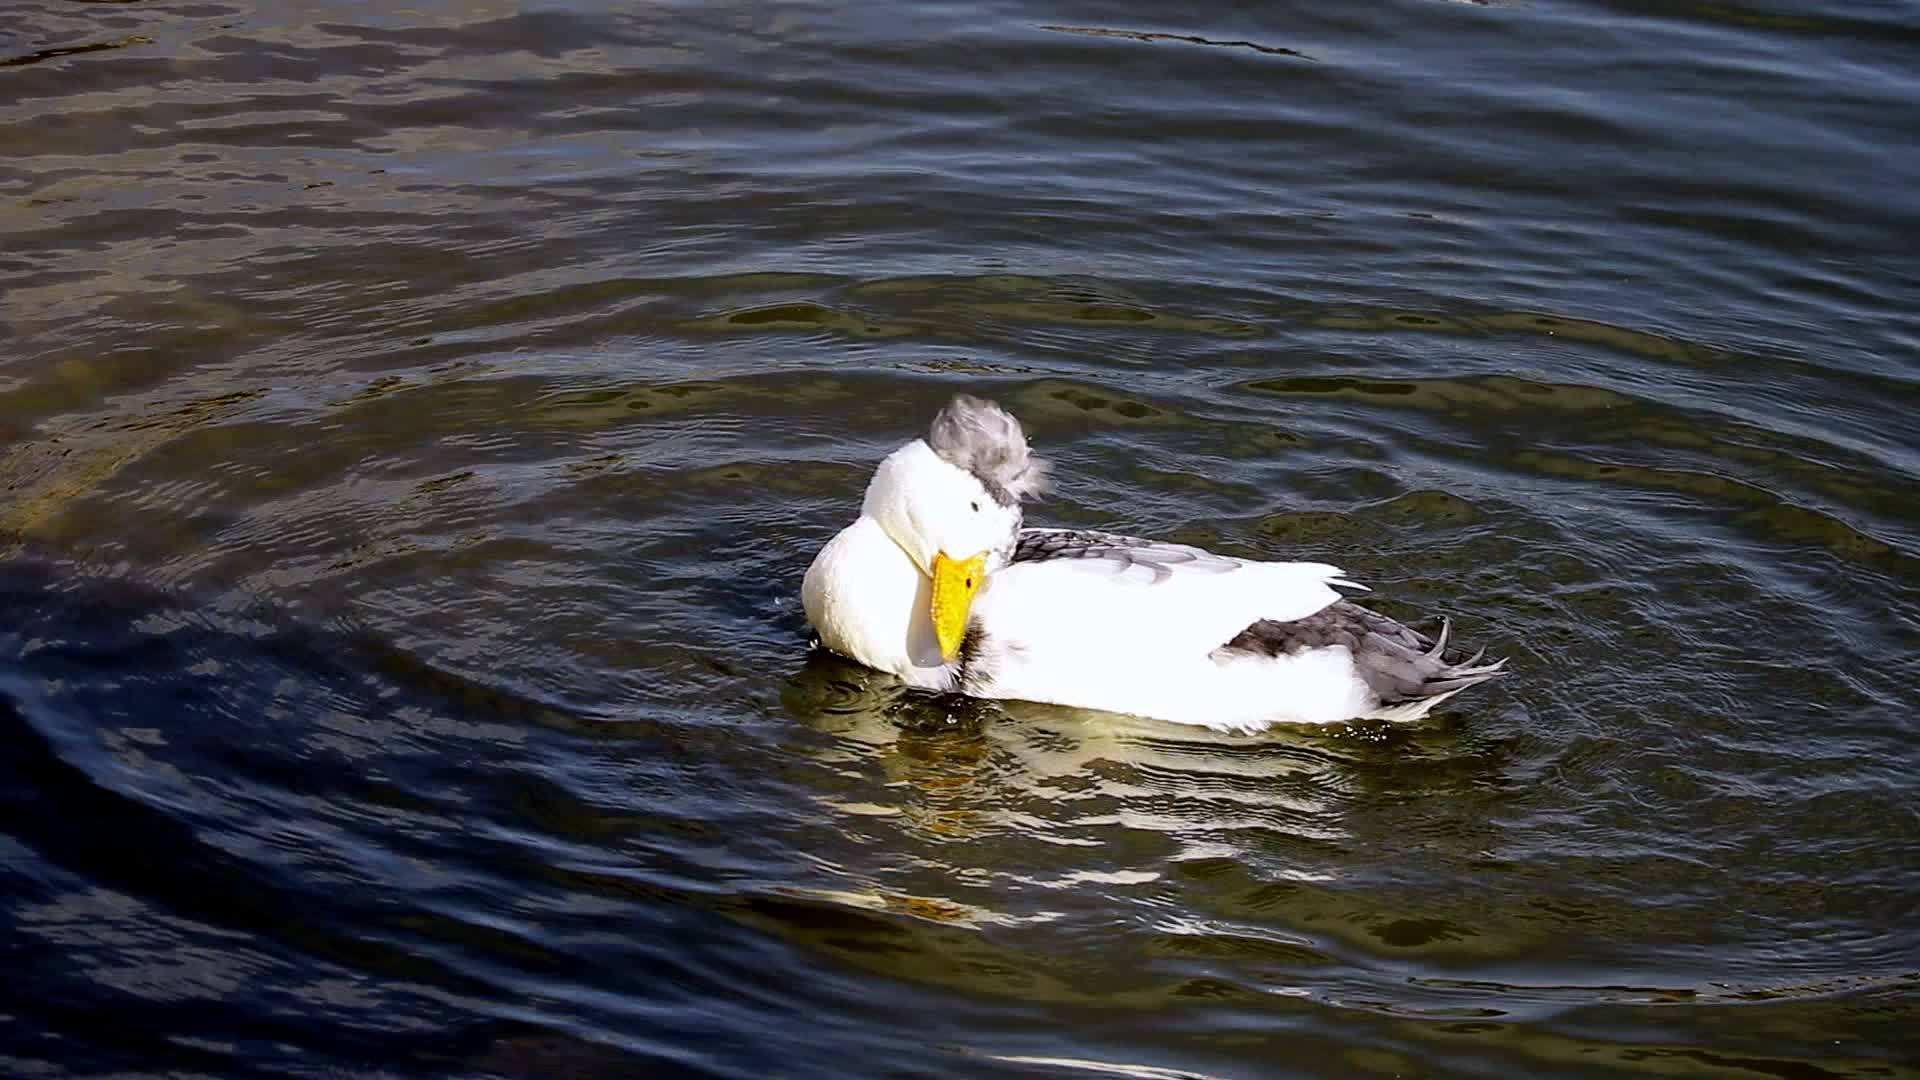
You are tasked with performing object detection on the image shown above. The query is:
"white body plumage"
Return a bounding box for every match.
[802,397,1504,731]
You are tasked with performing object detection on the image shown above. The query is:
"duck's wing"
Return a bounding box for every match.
[1013,528,1363,593]
[959,529,1366,721]
[1014,528,1247,581]
[1011,529,1502,687]
[986,528,1362,653]
[980,529,1500,726]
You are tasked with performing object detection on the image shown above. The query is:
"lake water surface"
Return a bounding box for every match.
[3,1,1918,1076]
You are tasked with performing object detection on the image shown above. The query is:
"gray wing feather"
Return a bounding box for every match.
[1013,528,1242,584]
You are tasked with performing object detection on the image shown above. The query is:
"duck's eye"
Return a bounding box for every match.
[970,500,980,512]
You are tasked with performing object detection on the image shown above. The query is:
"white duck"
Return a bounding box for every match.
[802,396,1505,731]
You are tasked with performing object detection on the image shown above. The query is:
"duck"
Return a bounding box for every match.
[801,396,1505,730]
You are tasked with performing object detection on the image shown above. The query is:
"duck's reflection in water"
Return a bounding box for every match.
[766,651,1510,1013]
[733,657,1512,1014]
[780,650,1492,894]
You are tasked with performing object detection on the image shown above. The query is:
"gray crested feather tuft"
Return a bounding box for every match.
[927,395,1051,504]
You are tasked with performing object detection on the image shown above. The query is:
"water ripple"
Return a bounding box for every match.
[4,0,1918,1073]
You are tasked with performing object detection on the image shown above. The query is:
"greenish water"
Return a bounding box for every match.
[3,1,1917,1076]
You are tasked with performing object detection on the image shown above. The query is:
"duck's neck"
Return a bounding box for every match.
[802,515,955,689]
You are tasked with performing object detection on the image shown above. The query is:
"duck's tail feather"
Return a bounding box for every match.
[1220,602,1507,723]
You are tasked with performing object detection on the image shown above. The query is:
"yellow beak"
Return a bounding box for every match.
[930,551,988,661]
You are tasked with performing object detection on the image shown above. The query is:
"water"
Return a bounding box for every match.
[3,0,1917,1075]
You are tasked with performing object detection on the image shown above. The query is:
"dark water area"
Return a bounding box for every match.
[3,0,1918,1075]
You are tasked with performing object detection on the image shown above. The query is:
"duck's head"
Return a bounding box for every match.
[862,395,1050,661]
